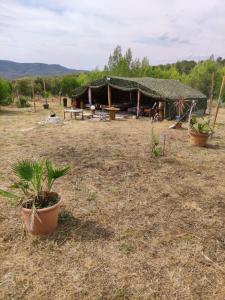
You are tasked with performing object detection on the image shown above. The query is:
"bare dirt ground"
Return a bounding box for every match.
[1,99,225,299]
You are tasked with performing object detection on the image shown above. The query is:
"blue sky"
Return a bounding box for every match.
[0,0,225,69]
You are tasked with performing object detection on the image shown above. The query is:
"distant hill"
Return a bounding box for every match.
[0,60,85,80]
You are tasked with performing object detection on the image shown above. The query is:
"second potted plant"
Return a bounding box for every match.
[189,117,212,147]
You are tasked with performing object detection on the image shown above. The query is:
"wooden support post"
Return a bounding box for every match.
[107,85,112,107]
[159,101,164,120]
[212,76,225,130]
[164,101,166,120]
[88,87,92,106]
[136,90,141,118]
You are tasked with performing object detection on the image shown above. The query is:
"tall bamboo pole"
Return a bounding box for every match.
[212,76,225,130]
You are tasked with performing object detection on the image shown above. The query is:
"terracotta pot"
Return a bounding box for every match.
[43,103,49,109]
[21,193,61,235]
[190,131,209,147]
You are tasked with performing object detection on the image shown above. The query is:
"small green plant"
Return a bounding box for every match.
[16,96,30,108]
[0,159,70,209]
[150,127,161,158]
[190,117,212,134]
[44,91,51,105]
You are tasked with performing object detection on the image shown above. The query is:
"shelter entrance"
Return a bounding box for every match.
[77,84,164,119]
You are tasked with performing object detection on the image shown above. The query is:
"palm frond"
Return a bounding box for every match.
[46,160,70,191]
[31,161,44,194]
[12,160,34,182]
[0,188,18,199]
[10,181,31,195]
[51,167,70,179]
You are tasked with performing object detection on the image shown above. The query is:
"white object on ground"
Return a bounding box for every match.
[47,116,63,124]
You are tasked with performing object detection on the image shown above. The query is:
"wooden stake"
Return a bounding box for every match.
[212,76,225,129]
[136,90,141,118]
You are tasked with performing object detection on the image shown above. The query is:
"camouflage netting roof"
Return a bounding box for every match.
[73,76,206,100]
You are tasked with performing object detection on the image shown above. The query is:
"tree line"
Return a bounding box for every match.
[1,46,225,105]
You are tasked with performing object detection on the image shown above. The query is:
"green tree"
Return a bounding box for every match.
[187,60,218,97]
[15,79,32,96]
[61,75,79,97]
[0,78,11,105]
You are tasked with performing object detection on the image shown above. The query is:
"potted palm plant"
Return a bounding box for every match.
[189,117,212,147]
[43,91,50,109]
[0,159,69,235]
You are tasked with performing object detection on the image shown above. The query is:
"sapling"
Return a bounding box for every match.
[150,127,161,158]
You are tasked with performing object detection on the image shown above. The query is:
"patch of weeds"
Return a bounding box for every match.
[46,240,59,250]
[59,210,74,224]
[31,237,59,251]
[116,229,134,241]
[112,288,129,300]
[119,243,134,255]
[16,96,30,108]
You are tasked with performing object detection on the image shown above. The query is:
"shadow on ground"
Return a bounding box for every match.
[37,210,113,245]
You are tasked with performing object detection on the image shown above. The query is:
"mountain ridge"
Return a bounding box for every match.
[0,60,85,80]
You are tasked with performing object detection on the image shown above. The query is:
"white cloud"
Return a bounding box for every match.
[0,0,225,69]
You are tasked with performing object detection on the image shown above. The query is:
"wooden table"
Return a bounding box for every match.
[64,109,84,120]
[104,107,120,121]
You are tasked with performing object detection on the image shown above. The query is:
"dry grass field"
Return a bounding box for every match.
[1,100,225,299]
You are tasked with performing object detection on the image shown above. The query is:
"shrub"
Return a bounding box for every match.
[16,96,30,108]
[0,97,13,106]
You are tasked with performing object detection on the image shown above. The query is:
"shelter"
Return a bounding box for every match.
[73,76,207,119]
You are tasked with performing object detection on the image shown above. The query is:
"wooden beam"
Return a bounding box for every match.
[88,87,92,106]
[108,85,112,107]
[136,90,141,118]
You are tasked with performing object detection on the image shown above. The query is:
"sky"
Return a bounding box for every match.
[0,0,225,70]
